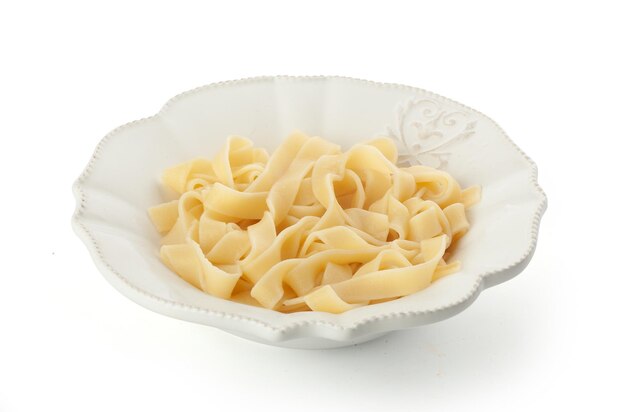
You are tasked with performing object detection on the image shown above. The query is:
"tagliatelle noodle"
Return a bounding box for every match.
[148,132,480,313]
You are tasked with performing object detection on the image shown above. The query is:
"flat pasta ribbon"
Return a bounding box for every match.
[148,132,480,313]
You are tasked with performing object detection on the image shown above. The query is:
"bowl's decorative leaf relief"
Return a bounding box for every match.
[386,98,477,168]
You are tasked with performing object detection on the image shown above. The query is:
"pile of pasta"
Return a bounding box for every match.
[148,132,480,314]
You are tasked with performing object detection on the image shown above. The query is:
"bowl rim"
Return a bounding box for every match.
[72,75,548,342]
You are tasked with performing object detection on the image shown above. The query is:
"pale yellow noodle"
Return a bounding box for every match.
[148,132,480,313]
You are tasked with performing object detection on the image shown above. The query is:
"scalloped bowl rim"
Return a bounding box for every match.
[72,75,547,347]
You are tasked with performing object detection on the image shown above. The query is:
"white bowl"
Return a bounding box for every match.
[72,76,547,349]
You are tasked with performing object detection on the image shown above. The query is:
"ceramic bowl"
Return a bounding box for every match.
[72,76,547,349]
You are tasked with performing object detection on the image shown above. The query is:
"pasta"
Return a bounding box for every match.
[148,132,480,314]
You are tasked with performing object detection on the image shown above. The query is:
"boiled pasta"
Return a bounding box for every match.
[148,132,479,314]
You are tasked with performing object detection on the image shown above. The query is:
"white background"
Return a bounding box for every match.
[1,1,624,411]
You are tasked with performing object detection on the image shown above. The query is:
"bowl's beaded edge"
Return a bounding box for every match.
[72,75,547,340]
